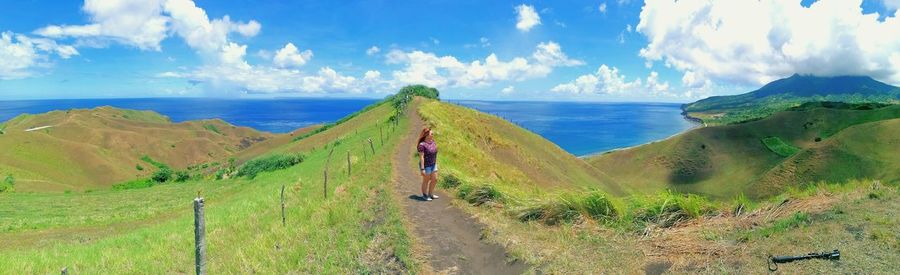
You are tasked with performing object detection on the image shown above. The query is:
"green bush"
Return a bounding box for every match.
[113,179,155,190]
[203,124,222,135]
[151,167,172,183]
[174,170,190,182]
[236,154,305,179]
[439,174,462,189]
[0,174,13,193]
[136,164,144,171]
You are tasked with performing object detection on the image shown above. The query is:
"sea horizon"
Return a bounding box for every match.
[0,97,697,157]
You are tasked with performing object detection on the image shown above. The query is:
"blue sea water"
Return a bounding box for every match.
[0,98,696,156]
[0,98,378,133]
[452,100,698,156]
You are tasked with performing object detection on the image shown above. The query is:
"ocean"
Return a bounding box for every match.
[0,98,696,156]
[452,100,697,156]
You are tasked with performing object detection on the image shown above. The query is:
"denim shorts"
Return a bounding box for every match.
[423,164,438,175]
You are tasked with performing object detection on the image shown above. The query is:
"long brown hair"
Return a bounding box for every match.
[417,127,431,144]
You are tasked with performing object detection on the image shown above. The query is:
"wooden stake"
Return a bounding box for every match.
[280,185,286,226]
[193,197,207,275]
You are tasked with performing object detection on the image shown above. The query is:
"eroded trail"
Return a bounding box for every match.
[391,101,526,274]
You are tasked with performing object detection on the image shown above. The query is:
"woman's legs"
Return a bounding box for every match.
[428,170,438,196]
[420,172,429,196]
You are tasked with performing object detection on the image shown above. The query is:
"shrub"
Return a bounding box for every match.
[174,170,191,182]
[203,124,222,135]
[151,167,173,183]
[0,174,13,193]
[439,174,462,189]
[136,164,144,171]
[113,179,155,190]
[236,154,305,179]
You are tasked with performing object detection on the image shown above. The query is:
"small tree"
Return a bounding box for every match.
[152,167,172,183]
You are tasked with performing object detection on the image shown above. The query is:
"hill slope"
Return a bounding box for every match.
[417,99,625,196]
[588,103,900,199]
[0,106,275,192]
[684,75,900,124]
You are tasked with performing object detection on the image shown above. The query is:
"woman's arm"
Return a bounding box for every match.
[419,153,426,176]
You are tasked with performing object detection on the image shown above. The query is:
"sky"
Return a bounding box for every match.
[0,0,898,102]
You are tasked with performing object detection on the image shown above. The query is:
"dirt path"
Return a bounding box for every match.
[391,100,527,274]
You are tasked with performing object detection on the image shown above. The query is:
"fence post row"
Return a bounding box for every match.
[193,196,207,275]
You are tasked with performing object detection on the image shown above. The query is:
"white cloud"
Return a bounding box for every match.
[551,64,671,96]
[273,43,313,68]
[501,86,515,94]
[599,3,608,13]
[35,0,260,54]
[386,41,582,88]
[35,0,169,50]
[0,32,79,80]
[515,4,541,32]
[638,0,900,87]
[366,46,380,56]
[885,0,900,10]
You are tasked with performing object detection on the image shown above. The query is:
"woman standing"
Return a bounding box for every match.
[417,127,439,201]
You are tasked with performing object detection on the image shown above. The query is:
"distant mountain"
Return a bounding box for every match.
[683,74,900,125]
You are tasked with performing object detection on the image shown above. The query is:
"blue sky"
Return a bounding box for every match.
[0,0,898,102]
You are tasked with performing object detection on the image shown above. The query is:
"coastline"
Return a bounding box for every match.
[577,114,702,159]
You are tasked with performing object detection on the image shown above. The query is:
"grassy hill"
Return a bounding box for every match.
[417,99,625,197]
[0,98,416,273]
[0,106,275,192]
[684,75,900,125]
[588,103,900,199]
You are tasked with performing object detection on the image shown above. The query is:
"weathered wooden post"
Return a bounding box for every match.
[280,185,286,226]
[193,196,207,275]
[324,146,335,199]
[367,138,375,155]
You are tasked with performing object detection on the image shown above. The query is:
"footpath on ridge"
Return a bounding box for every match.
[390,99,527,274]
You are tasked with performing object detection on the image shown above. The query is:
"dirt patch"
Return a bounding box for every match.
[643,261,672,275]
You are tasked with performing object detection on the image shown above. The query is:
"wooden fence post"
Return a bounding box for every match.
[367,138,375,155]
[324,146,335,199]
[193,196,207,275]
[280,185,286,226]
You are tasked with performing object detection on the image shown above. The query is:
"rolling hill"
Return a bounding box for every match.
[0,106,276,192]
[588,103,900,199]
[417,99,625,197]
[683,75,900,125]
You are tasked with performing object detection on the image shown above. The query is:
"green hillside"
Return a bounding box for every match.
[417,99,625,197]
[588,103,900,199]
[684,75,900,125]
[0,106,276,192]
[0,98,416,273]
